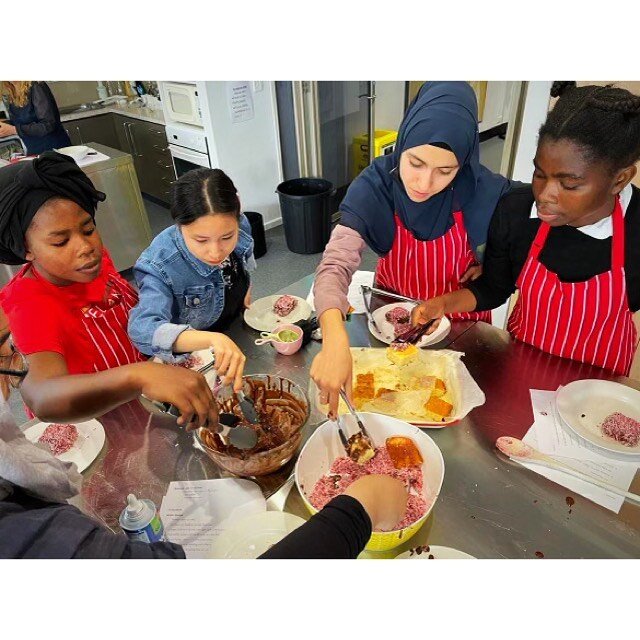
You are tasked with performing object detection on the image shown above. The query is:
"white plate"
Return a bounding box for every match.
[208,511,307,558]
[244,295,312,332]
[153,348,217,386]
[56,145,91,162]
[152,348,214,370]
[556,380,640,456]
[23,419,105,473]
[395,545,476,559]
[367,302,451,347]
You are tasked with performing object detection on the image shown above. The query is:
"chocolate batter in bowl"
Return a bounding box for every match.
[195,374,310,477]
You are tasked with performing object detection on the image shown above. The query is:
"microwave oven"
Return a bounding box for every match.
[163,82,203,127]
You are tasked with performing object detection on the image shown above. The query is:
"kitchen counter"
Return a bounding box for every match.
[20,275,640,557]
[60,101,165,126]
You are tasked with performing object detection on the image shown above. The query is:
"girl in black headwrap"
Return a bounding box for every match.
[0,152,218,430]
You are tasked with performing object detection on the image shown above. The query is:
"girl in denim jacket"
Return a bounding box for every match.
[128,168,256,390]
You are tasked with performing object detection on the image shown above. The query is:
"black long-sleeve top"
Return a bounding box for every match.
[259,495,371,559]
[467,185,640,312]
[0,488,185,559]
[7,82,71,155]
[0,490,371,559]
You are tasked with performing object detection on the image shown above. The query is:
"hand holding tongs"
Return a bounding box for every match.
[160,359,258,449]
[160,359,218,417]
[393,318,438,345]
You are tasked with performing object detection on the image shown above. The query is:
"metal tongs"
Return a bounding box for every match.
[157,359,258,450]
[216,412,258,450]
[333,389,375,465]
[361,285,425,340]
[361,284,419,305]
[393,318,437,345]
[360,285,382,334]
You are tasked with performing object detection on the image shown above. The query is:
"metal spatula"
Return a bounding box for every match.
[235,390,259,425]
[216,412,258,450]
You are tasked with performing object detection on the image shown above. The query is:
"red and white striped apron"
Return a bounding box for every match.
[81,275,146,372]
[376,211,491,322]
[507,197,637,376]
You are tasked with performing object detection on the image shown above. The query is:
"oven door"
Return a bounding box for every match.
[169,144,211,178]
[164,82,203,127]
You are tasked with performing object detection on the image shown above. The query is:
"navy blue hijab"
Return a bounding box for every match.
[339,81,514,259]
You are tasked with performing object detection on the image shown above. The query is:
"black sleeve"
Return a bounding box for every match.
[0,494,186,559]
[259,495,372,559]
[73,528,186,559]
[466,195,520,311]
[15,83,58,138]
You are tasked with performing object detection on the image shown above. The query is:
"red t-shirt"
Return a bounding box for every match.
[0,249,146,374]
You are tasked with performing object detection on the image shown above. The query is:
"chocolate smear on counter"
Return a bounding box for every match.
[428,554,435,559]
[535,551,544,558]
[566,496,575,514]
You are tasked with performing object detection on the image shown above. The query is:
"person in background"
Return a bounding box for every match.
[128,168,254,391]
[411,82,640,376]
[0,82,71,155]
[311,82,516,415]
[0,152,218,430]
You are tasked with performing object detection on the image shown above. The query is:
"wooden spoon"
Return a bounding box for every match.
[495,436,640,506]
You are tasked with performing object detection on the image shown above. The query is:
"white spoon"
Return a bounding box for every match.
[495,436,640,507]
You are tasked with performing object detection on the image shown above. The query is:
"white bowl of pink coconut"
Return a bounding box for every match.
[294,412,445,552]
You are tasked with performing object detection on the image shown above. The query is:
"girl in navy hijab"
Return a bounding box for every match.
[311,81,515,415]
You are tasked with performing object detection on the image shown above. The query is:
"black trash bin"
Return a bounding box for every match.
[244,211,267,259]
[276,178,335,255]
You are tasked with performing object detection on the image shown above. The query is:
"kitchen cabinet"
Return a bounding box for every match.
[113,115,175,203]
[62,115,119,149]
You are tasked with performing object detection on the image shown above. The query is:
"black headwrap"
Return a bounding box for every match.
[0,151,105,265]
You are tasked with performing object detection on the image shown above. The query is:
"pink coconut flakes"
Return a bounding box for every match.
[385,306,411,337]
[600,412,640,447]
[273,295,298,317]
[174,354,205,369]
[308,446,429,531]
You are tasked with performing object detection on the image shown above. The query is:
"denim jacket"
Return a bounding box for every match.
[128,214,256,362]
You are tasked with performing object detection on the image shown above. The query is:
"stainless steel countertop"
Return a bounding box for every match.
[22,274,640,556]
[60,102,165,126]
[74,143,135,173]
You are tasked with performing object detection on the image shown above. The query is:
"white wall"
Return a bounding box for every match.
[373,81,519,135]
[374,81,406,131]
[198,81,284,228]
[479,81,518,133]
[511,81,553,182]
